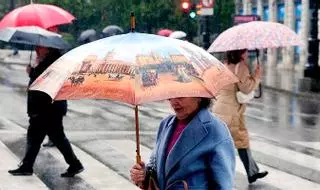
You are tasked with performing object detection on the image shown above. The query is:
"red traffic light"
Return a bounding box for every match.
[182,2,190,10]
[181,0,191,13]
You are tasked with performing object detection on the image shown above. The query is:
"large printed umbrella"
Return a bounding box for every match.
[0,3,75,29]
[0,26,70,49]
[207,21,303,52]
[30,15,238,162]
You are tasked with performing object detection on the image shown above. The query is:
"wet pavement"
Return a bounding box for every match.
[0,50,320,189]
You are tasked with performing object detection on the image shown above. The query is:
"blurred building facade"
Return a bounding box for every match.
[235,0,320,70]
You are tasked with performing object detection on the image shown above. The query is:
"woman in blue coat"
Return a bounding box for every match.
[130,97,236,190]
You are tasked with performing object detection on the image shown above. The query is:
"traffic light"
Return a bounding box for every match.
[181,0,191,13]
[189,4,197,18]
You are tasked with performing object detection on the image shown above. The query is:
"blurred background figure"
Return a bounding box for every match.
[169,31,187,40]
[9,45,84,177]
[78,29,99,45]
[212,49,268,184]
[156,29,173,37]
[102,25,124,38]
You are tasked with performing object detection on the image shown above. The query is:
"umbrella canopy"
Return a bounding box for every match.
[0,26,70,49]
[78,29,99,44]
[157,29,173,37]
[208,21,303,52]
[102,25,124,37]
[30,32,237,105]
[0,3,75,29]
[169,31,187,39]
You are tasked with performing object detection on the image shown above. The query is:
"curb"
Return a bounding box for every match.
[262,84,320,100]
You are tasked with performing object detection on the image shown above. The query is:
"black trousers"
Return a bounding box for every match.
[238,148,259,178]
[22,113,80,168]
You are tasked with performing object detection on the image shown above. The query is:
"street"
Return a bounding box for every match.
[0,59,320,190]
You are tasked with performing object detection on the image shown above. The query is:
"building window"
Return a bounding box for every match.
[294,1,301,55]
[239,9,244,15]
[263,6,269,21]
[277,3,285,23]
[252,7,257,15]
[295,2,301,20]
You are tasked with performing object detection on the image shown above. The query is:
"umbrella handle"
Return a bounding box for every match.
[29,49,33,66]
[254,49,263,98]
[135,105,141,163]
[255,49,260,65]
[130,12,135,32]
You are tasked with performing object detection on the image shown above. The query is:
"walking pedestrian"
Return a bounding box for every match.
[9,46,84,177]
[130,97,235,189]
[212,49,268,183]
[26,49,55,148]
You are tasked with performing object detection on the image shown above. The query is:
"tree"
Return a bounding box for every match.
[3,0,235,46]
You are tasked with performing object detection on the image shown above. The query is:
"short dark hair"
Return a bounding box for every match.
[199,98,212,109]
[226,49,247,64]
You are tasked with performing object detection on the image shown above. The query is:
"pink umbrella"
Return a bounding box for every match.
[157,29,173,37]
[207,21,303,52]
[0,3,75,29]
[208,21,303,99]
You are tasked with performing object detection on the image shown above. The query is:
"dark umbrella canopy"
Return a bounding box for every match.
[102,25,123,37]
[78,29,99,44]
[0,26,70,49]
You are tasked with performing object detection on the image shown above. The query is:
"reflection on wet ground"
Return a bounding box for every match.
[247,88,320,142]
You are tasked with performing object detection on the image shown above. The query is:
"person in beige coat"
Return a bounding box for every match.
[212,49,268,183]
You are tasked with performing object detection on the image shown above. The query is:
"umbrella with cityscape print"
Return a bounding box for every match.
[29,14,238,163]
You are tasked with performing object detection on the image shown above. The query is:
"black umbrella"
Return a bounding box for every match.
[0,26,70,49]
[102,25,123,37]
[78,29,99,44]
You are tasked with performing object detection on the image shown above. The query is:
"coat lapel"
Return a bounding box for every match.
[156,117,176,190]
[165,111,209,178]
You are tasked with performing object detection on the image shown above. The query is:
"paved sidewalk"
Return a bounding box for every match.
[1,49,319,99]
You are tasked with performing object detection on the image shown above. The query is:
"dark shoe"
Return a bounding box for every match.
[61,163,84,177]
[42,140,55,147]
[248,171,268,183]
[8,165,33,176]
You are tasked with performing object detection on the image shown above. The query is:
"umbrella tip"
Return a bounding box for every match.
[130,12,135,32]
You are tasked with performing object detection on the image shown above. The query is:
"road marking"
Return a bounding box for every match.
[291,141,320,151]
[235,156,320,190]
[245,112,273,122]
[106,140,152,163]
[0,141,48,190]
[46,145,139,190]
[0,117,25,132]
[250,140,320,172]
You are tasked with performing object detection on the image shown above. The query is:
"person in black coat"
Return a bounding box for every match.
[9,47,84,177]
